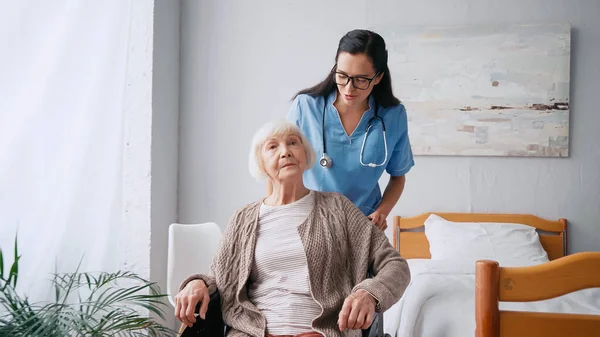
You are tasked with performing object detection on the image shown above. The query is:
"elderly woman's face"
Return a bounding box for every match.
[261,132,307,182]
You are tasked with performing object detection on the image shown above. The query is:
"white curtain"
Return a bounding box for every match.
[0,1,133,302]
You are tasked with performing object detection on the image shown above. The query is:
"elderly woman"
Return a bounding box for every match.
[175,120,410,337]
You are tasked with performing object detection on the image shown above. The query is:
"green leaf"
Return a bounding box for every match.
[12,232,19,287]
[0,247,4,279]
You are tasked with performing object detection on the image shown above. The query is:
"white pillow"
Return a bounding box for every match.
[424,214,550,263]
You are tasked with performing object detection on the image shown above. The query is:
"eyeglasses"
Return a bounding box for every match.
[333,71,380,90]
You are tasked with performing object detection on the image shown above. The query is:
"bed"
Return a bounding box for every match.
[383,212,600,337]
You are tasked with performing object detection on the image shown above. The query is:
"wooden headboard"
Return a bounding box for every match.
[393,213,567,261]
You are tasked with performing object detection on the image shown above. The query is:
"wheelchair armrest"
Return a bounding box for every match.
[362,311,385,337]
[194,291,221,314]
[179,290,226,337]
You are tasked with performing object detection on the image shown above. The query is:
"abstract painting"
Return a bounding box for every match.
[374,23,571,157]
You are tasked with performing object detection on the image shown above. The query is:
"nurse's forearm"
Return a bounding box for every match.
[378,175,406,216]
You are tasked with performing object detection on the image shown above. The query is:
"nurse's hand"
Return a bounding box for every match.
[368,210,388,231]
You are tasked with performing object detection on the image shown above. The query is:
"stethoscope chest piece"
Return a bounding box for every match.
[319,153,332,168]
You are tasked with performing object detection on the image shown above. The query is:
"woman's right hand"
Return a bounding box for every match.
[174,279,210,327]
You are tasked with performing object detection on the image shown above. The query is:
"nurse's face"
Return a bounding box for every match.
[334,52,383,109]
[261,132,307,182]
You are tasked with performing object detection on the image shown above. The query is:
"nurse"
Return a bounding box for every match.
[282,29,414,231]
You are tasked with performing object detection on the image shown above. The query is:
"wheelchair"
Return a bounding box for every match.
[179,291,391,337]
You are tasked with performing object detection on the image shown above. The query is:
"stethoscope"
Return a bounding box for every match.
[319,96,388,168]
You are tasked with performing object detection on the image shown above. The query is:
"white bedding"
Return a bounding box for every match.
[384,259,600,337]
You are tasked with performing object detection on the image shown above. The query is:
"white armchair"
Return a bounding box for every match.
[166,222,222,307]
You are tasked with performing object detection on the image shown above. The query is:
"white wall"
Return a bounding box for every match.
[122,0,155,285]
[151,0,180,328]
[178,0,369,227]
[179,0,600,253]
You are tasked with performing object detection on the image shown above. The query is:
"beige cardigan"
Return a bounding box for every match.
[180,191,410,337]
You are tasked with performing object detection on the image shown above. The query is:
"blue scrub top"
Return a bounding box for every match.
[287,91,415,215]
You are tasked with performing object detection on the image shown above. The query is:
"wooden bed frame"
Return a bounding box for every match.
[392,212,568,261]
[475,252,600,337]
[391,212,599,336]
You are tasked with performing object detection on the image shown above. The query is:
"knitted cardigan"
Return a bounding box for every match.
[180,191,410,337]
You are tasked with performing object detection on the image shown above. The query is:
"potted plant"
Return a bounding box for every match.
[0,235,175,336]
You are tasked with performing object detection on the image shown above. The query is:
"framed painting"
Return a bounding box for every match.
[375,23,571,157]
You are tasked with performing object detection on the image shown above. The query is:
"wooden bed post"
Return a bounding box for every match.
[393,216,401,251]
[560,218,568,256]
[476,260,499,337]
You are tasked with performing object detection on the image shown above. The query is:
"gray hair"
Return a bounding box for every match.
[248,120,316,181]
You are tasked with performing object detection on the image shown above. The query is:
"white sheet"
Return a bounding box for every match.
[384,259,600,337]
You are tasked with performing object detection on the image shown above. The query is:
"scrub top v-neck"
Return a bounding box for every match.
[287,91,414,215]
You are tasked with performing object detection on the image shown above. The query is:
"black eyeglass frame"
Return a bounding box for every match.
[332,67,381,90]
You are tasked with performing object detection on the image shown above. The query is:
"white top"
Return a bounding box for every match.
[248,191,322,335]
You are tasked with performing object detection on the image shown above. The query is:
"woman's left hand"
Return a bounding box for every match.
[367,210,387,230]
[337,289,376,331]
